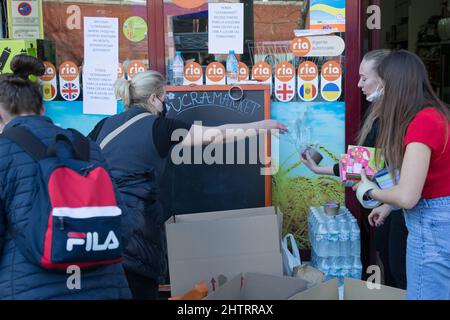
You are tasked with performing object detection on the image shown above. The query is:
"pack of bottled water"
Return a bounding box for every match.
[308,206,362,280]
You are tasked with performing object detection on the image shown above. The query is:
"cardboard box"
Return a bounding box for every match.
[0,39,56,74]
[289,278,406,300]
[165,207,284,296]
[204,273,308,300]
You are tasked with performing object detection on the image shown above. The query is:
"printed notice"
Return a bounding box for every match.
[7,0,44,39]
[208,3,243,54]
[83,17,119,115]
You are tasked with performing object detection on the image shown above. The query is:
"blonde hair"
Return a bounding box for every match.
[114,70,165,114]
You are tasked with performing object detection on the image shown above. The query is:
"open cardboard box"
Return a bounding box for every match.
[204,273,308,300]
[289,278,406,300]
[165,207,284,296]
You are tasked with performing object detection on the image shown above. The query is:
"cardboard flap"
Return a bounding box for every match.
[167,207,278,224]
[288,278,339,300]
[169,252,283,296]
[344,278,406,300]
[205,273,308,300]
[166,207,282,260]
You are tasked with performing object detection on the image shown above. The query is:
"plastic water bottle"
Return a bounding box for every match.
[326,216,339,257]
[173,51,184,86]
[350,219,361,257]
[226,50,239,84]
[338,216,350,256]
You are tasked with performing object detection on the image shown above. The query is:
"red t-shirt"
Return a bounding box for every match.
[404,107,450,199]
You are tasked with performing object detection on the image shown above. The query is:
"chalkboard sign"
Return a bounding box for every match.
[160,85,271,215]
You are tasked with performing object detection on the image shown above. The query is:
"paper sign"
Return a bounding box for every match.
[205,62,226,85]
[274,62,295,102]
[238,62,249,82]
[40,61,57,101]
[83,17,119,115]
[320,60,342,102]
[310,0,346,32]
[7,0,44,39]
[183,61,203,85]
[297,61,319,102]
[292,36,345,57]
[59,61,80,102]
[208,3,244,54]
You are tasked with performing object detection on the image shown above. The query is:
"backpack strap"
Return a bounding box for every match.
[68,128,90,161]
[1,127,90,162]
[0,127,47,161]
[46,130,90,162]
[99,112,152,150]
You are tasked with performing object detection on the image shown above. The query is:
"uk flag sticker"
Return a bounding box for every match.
[61,82,79,101]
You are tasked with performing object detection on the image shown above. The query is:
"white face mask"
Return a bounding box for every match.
[366,85,384,102]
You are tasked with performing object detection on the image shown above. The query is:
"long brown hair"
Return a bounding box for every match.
[357,49,391,145]
[375,50,450,171]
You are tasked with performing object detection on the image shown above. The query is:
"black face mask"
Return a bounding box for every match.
[161,101,167,117]
[157,97,167,117]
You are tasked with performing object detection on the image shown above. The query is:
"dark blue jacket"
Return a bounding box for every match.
[0,116,131,300]
[93,107,169,282]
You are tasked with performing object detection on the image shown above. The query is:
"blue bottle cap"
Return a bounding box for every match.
[229,50,235,54]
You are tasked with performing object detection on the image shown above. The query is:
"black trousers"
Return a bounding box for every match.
[125,269,159,300]
[374,211,408,290]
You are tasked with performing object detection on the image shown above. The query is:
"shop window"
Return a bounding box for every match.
[42,0,150,70]
[164,0,311,81]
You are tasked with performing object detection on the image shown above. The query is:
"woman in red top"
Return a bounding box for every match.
[356,50,450,300]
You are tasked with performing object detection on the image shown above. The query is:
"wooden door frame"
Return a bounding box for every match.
[148,0,165,74]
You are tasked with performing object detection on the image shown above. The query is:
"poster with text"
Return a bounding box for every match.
[208,3,243,54]
[83,17,119,115]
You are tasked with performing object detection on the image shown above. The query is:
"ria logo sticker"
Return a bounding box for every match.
[298,61,319,102]
[274,62,295,102]
[67,231,119,252]
[320,60,342,102]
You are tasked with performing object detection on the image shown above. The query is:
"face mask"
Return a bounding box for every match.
[366,85,384,102]
[161,101,167,117]
[156,97,167,117]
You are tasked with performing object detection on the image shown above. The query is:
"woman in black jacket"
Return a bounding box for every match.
[89,70,287,299]
[301,50,407,290]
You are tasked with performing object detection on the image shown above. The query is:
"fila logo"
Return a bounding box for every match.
[67,231,119,252]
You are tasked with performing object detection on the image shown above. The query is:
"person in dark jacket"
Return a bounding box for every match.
[0,55,131,300]
[89,70,288,299]
[301,50,408,290]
